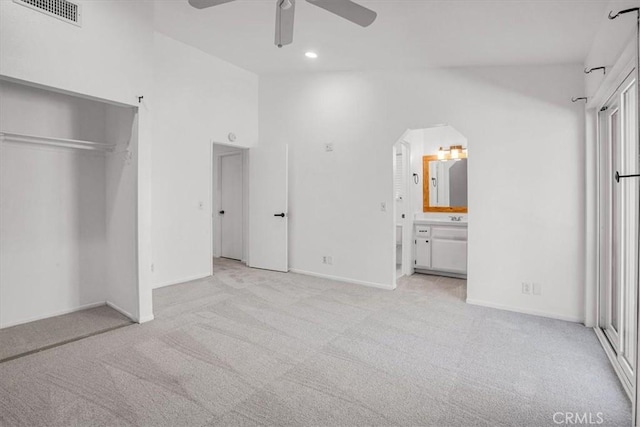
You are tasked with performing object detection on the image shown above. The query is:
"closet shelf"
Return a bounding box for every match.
[0,131,116,152]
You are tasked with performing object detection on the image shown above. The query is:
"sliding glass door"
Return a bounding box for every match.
[598,69,639,387]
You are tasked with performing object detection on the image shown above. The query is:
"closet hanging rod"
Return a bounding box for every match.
[0,131,116,152]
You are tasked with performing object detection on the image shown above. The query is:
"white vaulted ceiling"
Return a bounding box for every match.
[153,0,616,74]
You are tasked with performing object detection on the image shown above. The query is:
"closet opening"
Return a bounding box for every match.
[0,79,141,361]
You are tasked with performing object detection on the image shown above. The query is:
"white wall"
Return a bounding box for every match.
[0,0,155,322]
[0,81,108,327]
[105,106,140,319]
[0,0,153,106]
[260,65,586,320]
[151,32,258,288]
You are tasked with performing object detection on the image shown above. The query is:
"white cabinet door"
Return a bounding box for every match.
[431,239,467,273]
[415,238,431,269]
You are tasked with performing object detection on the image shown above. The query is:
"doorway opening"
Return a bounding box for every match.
[212,144,248,266]
[392,125,469,288]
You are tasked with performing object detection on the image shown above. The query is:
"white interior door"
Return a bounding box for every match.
[220,153,243,260]
[248,144,288,272]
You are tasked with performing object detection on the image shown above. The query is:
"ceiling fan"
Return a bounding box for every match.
[188,0,377,48]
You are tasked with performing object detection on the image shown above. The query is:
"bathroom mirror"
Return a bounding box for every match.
[423,155,468,212]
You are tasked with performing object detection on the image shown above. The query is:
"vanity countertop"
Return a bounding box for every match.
[414,218,468,227]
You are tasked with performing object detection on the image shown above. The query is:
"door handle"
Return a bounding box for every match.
[615,171,640,183]
[274,213,286,218]
[219,210,225,214]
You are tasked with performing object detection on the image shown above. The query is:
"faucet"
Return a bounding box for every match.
[449,215,462,222]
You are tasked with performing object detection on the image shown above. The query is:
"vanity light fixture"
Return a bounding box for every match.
[437,145,467,161]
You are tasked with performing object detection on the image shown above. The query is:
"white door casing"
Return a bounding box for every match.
[248,144,288,272]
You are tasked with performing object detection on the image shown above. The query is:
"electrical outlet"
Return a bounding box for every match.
[327,256,333,265]
[324,143,334,152]
[532,283,542,296]
[322,256,327,264]
[380,202,387,212]
[522,282,531,295]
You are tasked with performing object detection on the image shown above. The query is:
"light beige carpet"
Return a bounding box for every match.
[0,258,631,426]
[0,305,133,362]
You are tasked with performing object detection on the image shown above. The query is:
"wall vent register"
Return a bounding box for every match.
[13,0,81,26]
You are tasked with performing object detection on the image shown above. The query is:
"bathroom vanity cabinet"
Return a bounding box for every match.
[414,221,467,277]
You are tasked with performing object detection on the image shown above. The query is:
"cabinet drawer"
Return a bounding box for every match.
[431,227,467,240]
[415,225,431,237]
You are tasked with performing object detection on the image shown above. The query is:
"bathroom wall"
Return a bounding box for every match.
[405,125,469,217]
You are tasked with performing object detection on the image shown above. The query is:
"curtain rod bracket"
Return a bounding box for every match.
[608,7,639,20]
[572,97,588,103]
[584,66,606,75]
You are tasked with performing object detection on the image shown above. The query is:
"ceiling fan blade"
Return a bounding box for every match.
[306,0,376,27]
[275,0,296,48]
[188,0,236,10]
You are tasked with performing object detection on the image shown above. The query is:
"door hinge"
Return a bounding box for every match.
[600,106,608,112]
[414,260,416,265]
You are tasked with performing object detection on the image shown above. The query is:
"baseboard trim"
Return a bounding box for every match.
[466,298,583,323]
[105,301,136,322]
[289,269,394,290]
[0,301,106,329]
[152,273,212,289]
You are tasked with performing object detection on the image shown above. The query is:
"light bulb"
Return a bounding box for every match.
[437,147,446,160]
[305,52,318,59]
[280,0,293,10]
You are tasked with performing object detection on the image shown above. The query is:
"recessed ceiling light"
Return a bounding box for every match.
[305,52,318,59]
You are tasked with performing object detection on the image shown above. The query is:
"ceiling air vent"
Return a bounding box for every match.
[13,0,82,26]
